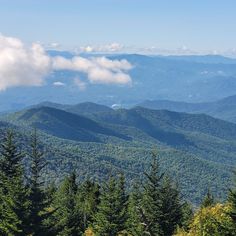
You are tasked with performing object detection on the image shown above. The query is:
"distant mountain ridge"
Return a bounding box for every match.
[2,53,236,112]
[138,94,236,123]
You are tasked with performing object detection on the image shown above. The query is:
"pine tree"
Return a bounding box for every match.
[180,201,193,231]
[201,188,215,208]
[228,170,236,234]
[158,176,183,236]
[142,151,184,236]
[116,173,129,232]
[26,130,48,235]
[126,181,145,236]
[93,174,128,236]
[77,179,100,231]
[0,187,21,235]
[0,130,23,179]
[0,130,28,235]
[142,151,164,235]
[51,172,83,236]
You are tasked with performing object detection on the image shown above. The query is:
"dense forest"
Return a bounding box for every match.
[2,103,236,204]
[1,130,236,236]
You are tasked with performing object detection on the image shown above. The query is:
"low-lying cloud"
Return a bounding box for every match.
[53,56,132,85]
[0,35,132,91]
[0,35,51,91]
[79,42,123,53]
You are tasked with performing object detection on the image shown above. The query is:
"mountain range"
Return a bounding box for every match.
[1,53,236,112]
[139,94,236,123]
[2,101,236,204]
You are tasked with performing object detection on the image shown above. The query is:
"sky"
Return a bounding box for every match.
[0,0,236,54]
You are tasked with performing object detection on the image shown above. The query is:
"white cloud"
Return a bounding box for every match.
[53,56,132,85]
[79,42,123,53]
[93,57,132,71]
[53,81,66,86]
[0,34,51,91]
[0,35,132,91]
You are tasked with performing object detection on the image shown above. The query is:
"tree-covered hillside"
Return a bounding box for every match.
[1,103,236,204]
[1,131,236,236]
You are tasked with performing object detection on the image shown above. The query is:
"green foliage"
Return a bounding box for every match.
[77,180,100,231]
[50,172,83,236]
[0,130,28,235]
[93,174,128,236]
[126,182,145,236]
[26,129,49,235]
[228,171,236,234]
[1,128,236,235]
[3,104,236,204]
[201,189,215,208]
[141,152,184,236]
[176,204,234,236]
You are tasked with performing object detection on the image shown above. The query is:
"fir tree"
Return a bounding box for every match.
[142,151,164,235]
[116,173,129,232]
[228,170,236,234]
[0,130,28,235]
[142,151,184,236]
[51,172,83,236]
[77,179,100,231]
[93,174,128,236]
[126,181,145,236]
[158,176,183,236]
[201,188,215,208]
[26,130,48,235]
[0,130,23,179]
[0,187,21,235]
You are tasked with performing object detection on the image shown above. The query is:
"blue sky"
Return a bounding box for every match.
[0,0,236,52]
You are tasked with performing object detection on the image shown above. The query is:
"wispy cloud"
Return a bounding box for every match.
[79,42,123,53]
[74,78,87,91]
[0,35,132,91]
[53,81,66,87]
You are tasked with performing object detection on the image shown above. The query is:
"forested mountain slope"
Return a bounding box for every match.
[2,103,236,204]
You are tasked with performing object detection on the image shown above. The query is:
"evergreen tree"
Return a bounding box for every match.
[0,187,21,235]
[93,174,128,236]
[201,188,215,208]
[0,130,23,179]
[26,130,48,235]
[126,181,145,236]
[180,201,194,231]
[228,170,236,234]
[51,172,83,236]
[142,151,164,235]
[0,130,28,235]
[142,151,184,236]
[158,176,183,236]
[116,173,129,232]
[77,179,100,231]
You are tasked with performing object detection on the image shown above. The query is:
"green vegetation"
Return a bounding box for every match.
[2,104,236,204]
[1,130,236,235]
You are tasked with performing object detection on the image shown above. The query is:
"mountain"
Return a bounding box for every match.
[10,106,129,142]
[3,103,236,204]
[31,101,114,117]
[2,53,236,112]
[165,55,236,64]
[138,94,236,123]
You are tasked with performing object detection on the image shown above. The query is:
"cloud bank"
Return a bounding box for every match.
[0,35,132,91]
[52,56,132,85]
[0,35,51,91]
